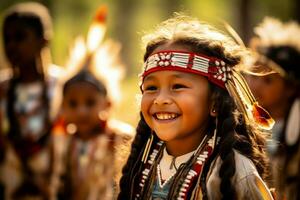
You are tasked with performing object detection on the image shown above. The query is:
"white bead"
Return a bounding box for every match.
[197,160,203,164]
[215,61,220,66]
[179,192,185,196]
[164,61,170,66]
[159,61,164,66]
[182,183,189,187]
[190,170,197,175]
[221,61,225,66]
[166,54,171,59]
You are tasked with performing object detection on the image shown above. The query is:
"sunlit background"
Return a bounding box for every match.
[0,0,299,127]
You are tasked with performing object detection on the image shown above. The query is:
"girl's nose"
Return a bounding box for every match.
[153,90,172,105]
[77,105,88,116]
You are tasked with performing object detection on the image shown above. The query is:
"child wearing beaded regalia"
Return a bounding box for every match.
[50,6,134,199]
[0,2,61,199]
[118,15,275,200]
[246,17,300,200]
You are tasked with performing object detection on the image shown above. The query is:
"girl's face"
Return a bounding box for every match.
[63,82,110,136]
[3,19,45,67]
[141,44,213,149]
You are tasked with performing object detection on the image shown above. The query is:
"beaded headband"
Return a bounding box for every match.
[142,50,230,89]
[141,50,275,130]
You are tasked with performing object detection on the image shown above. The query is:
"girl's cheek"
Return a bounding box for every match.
[141,95,152,109]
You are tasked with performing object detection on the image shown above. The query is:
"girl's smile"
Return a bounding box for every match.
[152,112,180,121]
[140,43,216,156]
[141,69,213,156]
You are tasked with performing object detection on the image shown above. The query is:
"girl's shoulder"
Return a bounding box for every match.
[233,150,259,180]
[207,150,258,178]
[208,150,260,181]
[206,150,274,200]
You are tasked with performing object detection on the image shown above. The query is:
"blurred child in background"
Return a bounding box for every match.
[50,6,134,199]
[0,2,62,199]
[246,17,300,200]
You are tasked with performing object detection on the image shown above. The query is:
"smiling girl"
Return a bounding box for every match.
[118,15,274,200]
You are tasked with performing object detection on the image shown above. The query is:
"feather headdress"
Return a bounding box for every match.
[61,5,125,105]
[247,17,300,81]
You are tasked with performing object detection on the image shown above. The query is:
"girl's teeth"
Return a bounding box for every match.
[156,113,177,120]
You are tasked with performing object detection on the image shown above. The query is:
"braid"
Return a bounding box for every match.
[218,117,237,199]
[210,83,269,199]
[209,85,237,199]
[118,113,151,199]
[234,116,269,181]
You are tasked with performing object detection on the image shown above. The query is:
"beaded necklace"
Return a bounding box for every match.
[157,147,196,188]
[133,134,217,200]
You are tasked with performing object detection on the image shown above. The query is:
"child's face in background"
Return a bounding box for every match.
[141,44,212,150]
[245,73,291,116]
[3,19,45,67]
[63,82,110,136]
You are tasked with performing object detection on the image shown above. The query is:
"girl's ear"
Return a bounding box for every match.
[105,99,112,110]
[210,101,218,117]
[210,107,217,117]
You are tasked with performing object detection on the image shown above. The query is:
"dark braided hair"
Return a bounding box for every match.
[118,15,269,199]
[118,113,152,199]
[209,83,269,199]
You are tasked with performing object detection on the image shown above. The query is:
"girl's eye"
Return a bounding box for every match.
[86,99,96,107]
[172,84,187,89]
[143,85,157,91]
[68,99,77,108]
